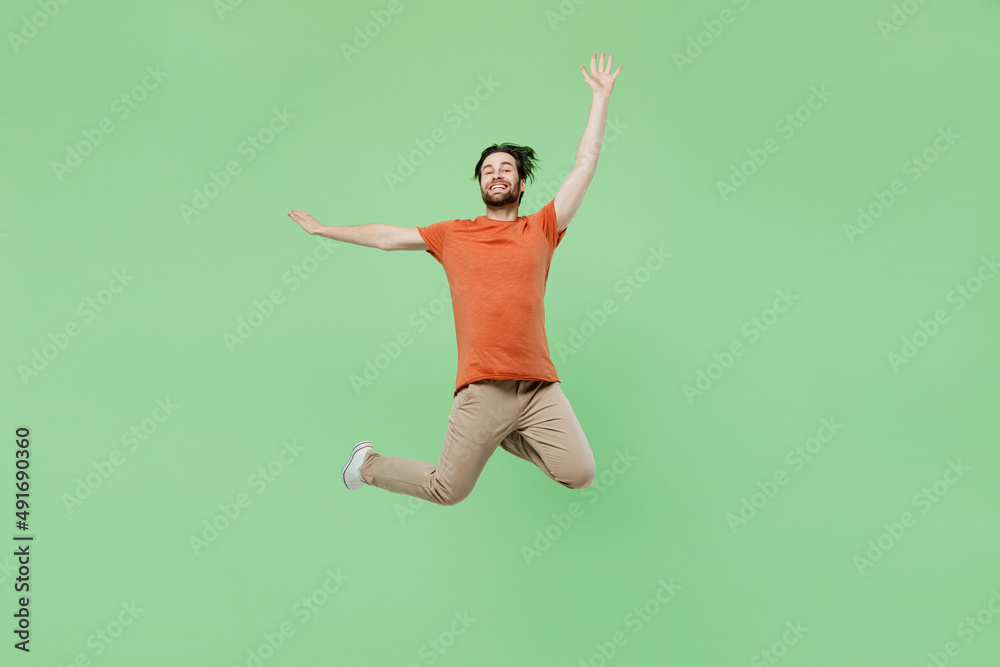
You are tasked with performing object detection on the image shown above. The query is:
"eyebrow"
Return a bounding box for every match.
[482,162,514,171]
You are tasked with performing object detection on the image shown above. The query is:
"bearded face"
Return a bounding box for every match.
[479,153,523,207]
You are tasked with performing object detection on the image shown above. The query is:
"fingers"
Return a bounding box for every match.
[288,210,312,226]
[588,52,619,75]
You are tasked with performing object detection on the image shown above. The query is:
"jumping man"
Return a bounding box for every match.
[288,52,623,506]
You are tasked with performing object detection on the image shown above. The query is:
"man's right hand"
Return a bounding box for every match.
[288,209,324,235]
[284,215,422,251]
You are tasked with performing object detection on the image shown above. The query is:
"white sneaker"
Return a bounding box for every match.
[342,441,373,490]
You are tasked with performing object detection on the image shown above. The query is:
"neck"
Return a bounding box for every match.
[484,203,519,221]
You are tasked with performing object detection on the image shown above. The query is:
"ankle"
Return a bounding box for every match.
[359,449,372,482]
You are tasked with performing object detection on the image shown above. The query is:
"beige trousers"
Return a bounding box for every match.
[359,379,596,505]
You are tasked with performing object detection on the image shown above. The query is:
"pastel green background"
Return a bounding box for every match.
[2,0,999,665]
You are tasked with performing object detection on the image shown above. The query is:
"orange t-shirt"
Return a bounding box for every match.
[417,198,567,396]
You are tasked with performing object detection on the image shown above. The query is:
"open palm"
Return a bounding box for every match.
[580,52,622,98]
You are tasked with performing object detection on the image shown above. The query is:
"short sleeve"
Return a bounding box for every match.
[538,198,566,249]
[417,220,452,264]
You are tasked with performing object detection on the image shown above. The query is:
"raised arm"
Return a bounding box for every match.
[287,210,427,251]
[554,52,623,233]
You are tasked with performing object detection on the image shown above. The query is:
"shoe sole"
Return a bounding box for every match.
[342,441,372,490]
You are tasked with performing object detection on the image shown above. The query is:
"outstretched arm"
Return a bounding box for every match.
[554,52,622,233]
[287,210,427,251]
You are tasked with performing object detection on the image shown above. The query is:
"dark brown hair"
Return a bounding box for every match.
[472,143,539,204]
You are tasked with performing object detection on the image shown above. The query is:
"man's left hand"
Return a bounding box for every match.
[580,52,622,99]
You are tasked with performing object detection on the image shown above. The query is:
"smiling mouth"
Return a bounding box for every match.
[489,183,508,193]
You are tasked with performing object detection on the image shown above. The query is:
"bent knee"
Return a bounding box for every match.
[433,486,472,506]
[563,461,597,490]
